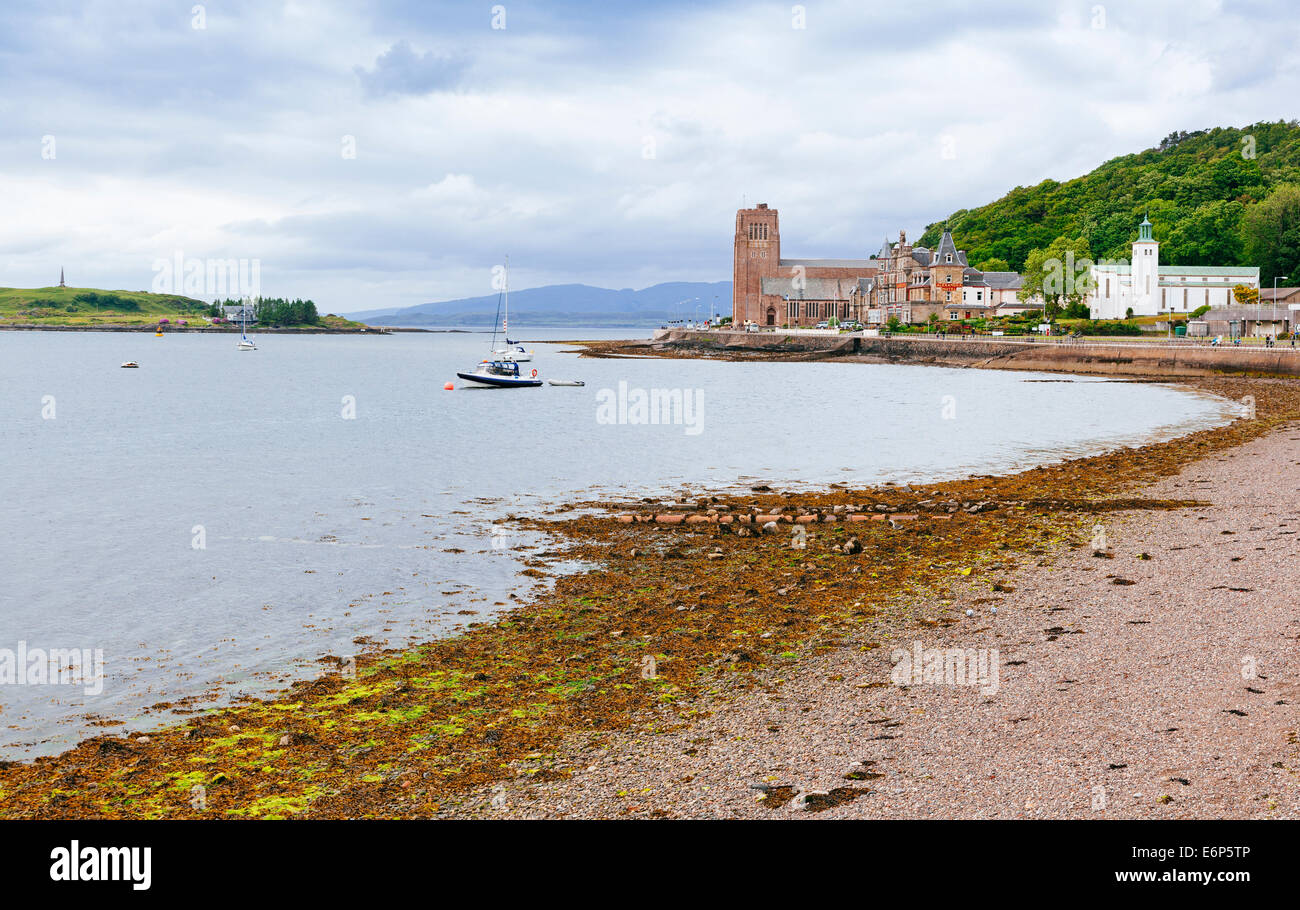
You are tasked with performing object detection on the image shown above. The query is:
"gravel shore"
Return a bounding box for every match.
[475,420,1300,819]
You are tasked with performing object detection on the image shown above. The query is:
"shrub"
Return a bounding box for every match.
[1083,319,1143,336]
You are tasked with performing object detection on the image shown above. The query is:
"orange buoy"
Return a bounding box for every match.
[443,381,454,390]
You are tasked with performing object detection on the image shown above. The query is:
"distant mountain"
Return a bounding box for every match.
[345,280,731,327]
[917,120,1300,283]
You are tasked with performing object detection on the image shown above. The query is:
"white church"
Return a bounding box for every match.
[1088,216,1259,319]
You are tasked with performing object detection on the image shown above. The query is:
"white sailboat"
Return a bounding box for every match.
[490,258,533,362]
[237,301,256,350]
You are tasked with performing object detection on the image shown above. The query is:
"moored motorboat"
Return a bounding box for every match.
[121,361,140,368]
[455,256,541,389]
[456,359,542,388]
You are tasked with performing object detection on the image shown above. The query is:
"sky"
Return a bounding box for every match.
[1,0,1297,311]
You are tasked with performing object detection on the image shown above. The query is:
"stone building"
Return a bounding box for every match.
[732,204,878,327]
[732,203,1039,327]
[854,228,1038,324]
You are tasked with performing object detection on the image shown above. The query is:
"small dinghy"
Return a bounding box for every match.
[121,361,140,368]
[547,379,585,386]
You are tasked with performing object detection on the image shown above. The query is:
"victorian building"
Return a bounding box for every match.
[732,204,1039,327]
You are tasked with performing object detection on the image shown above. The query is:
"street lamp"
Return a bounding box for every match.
[669,297,697,327]
[1274,275,1288,340]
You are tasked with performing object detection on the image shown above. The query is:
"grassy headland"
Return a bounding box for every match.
[0,286,210,327]
[0,286,372,331]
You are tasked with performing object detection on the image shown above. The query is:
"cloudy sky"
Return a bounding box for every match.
[1,0,1297,311]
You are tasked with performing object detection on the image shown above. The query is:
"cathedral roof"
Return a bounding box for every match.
[777,258,875,268]
[761,276,859,299]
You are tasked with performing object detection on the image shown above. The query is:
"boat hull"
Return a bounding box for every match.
[456,371,543,389]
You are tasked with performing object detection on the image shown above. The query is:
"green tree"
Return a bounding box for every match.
[977,258,1011,272]
[1020,236,1093,317]
[1243,184,1300,286]
[915,121,1300,270]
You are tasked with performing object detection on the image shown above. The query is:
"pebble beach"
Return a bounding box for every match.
[469,406,1300,818]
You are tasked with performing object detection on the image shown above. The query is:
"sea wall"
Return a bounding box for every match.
[649,329,1300,378]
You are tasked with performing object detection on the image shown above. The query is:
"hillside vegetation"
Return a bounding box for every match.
[918,120,1300,284]
[0,286,370,330]
[0,286,210,324]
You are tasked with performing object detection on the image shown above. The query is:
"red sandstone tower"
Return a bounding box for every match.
[733,204,780,326]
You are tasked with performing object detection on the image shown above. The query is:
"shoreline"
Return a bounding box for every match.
[0,324,397,335]
[583,329,1300,379]
[2,356,1298,818]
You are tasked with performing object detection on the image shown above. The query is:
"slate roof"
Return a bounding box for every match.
[761,276,858,299]
[777,258,876,269]
[933,229,966,266]
[1093,264,1260,277]
[978,271,1023,290]
[1261,287,1300,300]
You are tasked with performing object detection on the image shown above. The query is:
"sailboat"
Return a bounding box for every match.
[456,257,542,388]
[237,302,256,350]
[489,257,534,362]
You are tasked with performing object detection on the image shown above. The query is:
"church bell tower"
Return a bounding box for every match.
[1131,214,1159,313]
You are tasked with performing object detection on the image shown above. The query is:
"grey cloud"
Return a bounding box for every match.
[355,40,466,97]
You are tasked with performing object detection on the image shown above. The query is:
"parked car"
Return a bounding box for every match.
[815,321,830,330]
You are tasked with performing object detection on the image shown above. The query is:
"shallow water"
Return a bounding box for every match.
[0,328,1237,756]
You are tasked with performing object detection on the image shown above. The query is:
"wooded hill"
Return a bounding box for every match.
[917,120,1300,285]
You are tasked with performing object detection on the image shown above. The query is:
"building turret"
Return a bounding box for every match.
[1131,213,1159,313]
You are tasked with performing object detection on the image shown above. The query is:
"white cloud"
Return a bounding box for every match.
[0,0,1296,310]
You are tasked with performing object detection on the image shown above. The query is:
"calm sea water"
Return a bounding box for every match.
[0,328,1236,757]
